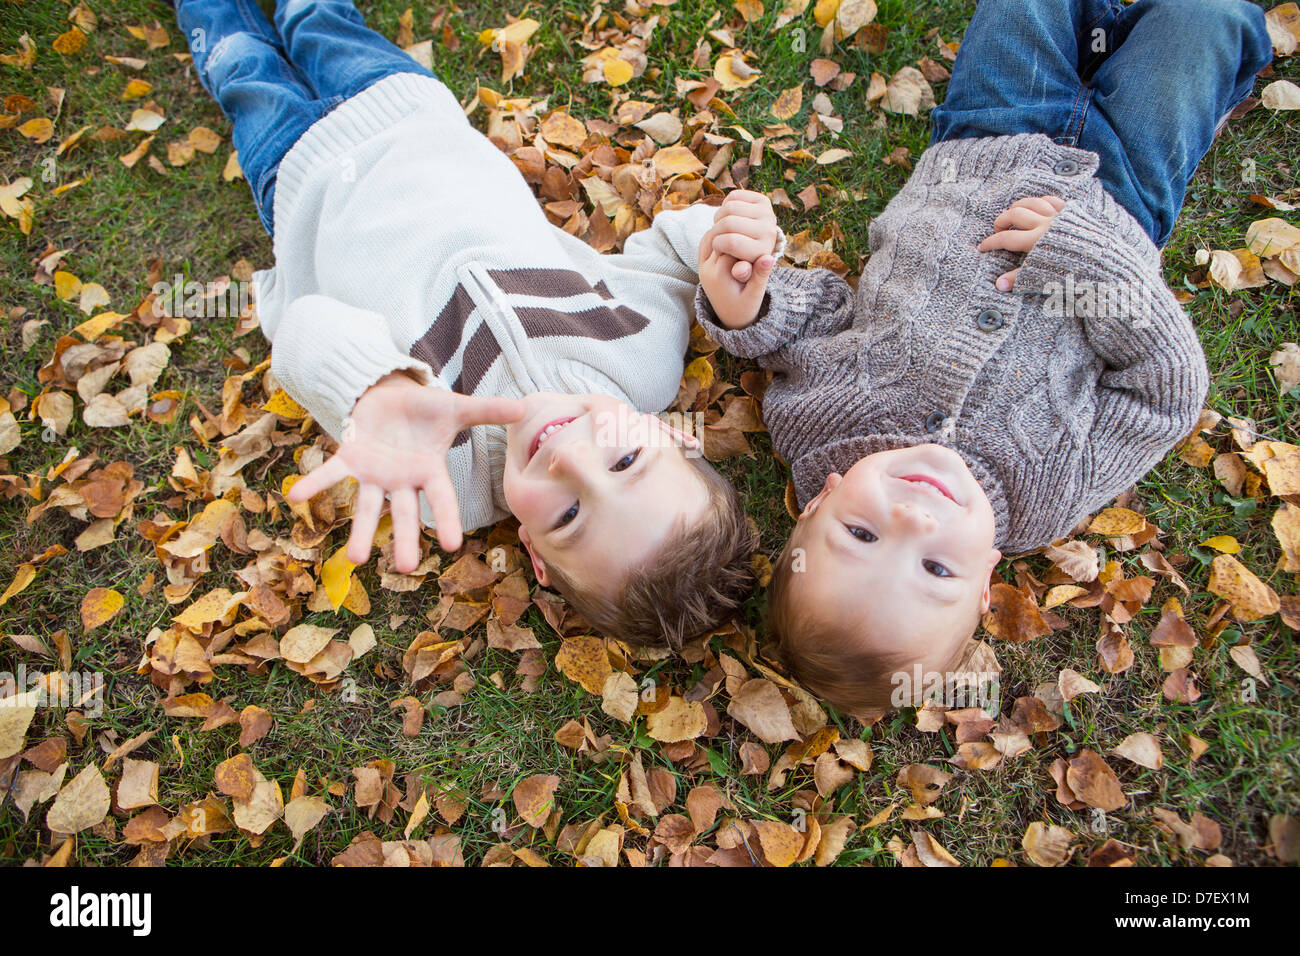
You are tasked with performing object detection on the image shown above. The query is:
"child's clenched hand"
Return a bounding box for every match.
[978,194,1067,291]
[699,189,783,329]
[287,372,524,571]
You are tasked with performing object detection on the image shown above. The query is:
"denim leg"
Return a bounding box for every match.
[272,0,436,104]
[1077,0,1274,245]
[930,0,1124,146]
[176,0,330,235]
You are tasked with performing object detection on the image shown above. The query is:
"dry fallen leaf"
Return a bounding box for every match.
[512,773,559,828]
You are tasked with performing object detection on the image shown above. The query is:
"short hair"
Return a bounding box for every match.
[545,456,758,649]
[764,531,977,717]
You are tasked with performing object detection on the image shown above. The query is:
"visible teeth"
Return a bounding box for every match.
[537,421,570,447]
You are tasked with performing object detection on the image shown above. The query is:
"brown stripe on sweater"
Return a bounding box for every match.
[514,303,650,342]
[451,322,501,395]
[487,267,615,300]
[410,284,474,372]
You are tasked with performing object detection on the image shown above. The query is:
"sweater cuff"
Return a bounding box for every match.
[1014,200,1153,295]
[270,295,439,442]
[694,266,843,359]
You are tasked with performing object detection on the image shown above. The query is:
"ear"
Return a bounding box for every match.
[978,549,1001,613]
[800,472,841,518]
[517,525,551,587]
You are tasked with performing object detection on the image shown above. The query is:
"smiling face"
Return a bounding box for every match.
[502,392,713,599]
[785,444,1002,685]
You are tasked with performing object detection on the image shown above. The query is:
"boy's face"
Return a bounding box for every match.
[790,444,1002,678]
[502,392,711,596]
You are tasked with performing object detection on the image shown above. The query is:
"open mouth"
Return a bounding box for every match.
[899,473,957,503]
[527,417,577,462]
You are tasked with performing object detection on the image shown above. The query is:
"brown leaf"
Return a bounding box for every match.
[726,679,798,743]
[1065,749,1126,811]
[981,583,1051,642]
[512,773,559,828]
[554,636,612,694]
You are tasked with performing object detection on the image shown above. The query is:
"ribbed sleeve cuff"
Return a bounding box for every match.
[270,295,438,442]
[694,266,846,359]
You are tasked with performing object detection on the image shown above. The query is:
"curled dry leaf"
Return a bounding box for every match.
[1113,732,1163,770]
[1065,749,1126,812]
[1022,821,1076,866]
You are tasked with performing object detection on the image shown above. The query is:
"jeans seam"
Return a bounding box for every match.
[1061,85,1093,146]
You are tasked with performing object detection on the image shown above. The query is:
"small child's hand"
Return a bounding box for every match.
[287,371,524,571]
[978,195,1067,291]
[698,189,782,329]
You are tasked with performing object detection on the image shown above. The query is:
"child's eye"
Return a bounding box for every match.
[845,525,877,543]
[555,503,579,529]
[611,449,641,472]
[923,559,952,578]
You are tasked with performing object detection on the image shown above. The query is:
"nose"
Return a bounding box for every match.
[546,438,595,480]
[890,500,937,534]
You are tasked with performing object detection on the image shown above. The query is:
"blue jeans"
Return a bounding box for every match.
[175,0,436,235]
[930,0,1273,246]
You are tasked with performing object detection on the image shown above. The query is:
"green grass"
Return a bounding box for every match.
[1,0,1297,867]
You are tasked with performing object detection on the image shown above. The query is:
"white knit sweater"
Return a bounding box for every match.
[252,73,717,534]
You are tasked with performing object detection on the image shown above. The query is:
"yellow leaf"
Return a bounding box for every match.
[1088,507,1147,536]
[53,270,81,301]
[771,85,803,120]
[652,145,706,177]
[1,564,38,607]
[52,28,87,55]
[123,78,153,100]
[683,356,715,389]
[645,696,707,743]
[1207,554,1280,622]
[604,56,634,87]
[262,388,307,420]
[222,150,243,181]
[18,117,53,143]
[554,636,612,694]
[73,310,127,341]
[813,0,842,28]
[80,587,124,631]
[321,546,356,612]
[512,773,559,828]
[1200,535,1241,554]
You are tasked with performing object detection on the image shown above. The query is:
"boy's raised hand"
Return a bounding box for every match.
[286,371,524,571]
[978,194,1067,291]
[699,189,783,329]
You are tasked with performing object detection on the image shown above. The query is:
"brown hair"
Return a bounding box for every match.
[545,456,758,649]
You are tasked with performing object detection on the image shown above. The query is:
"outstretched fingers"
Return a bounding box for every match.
[389,486,421,573]
[448,393,527,430]
[422,464,465,554]
[346,483,385,565]
[287,453,349,503]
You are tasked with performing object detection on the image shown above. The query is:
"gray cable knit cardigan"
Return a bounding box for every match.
[697,133,1209,555]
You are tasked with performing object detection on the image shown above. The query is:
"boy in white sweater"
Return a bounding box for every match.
[176,0,756,647]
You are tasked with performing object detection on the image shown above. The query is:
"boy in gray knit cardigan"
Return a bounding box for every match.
[695,0,1273,714]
